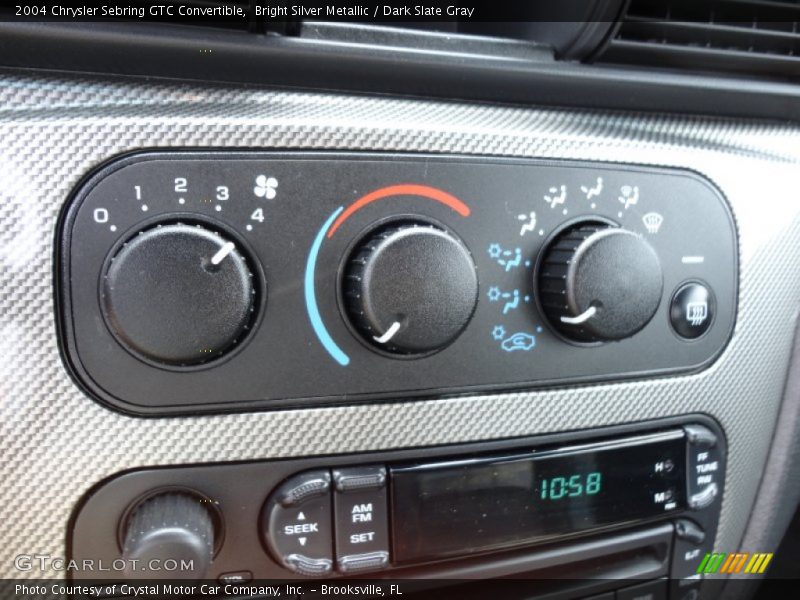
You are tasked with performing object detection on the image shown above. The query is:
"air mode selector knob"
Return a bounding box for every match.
[343,221,478,355]
[538,222,663,342]
[121,492,215,580]
[101,221,257,367]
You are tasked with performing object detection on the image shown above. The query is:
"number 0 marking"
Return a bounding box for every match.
[93,208,109,223]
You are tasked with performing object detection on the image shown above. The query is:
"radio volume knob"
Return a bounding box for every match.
[537,222,663,342]
[121,492,215,580]
[343,221,478,355]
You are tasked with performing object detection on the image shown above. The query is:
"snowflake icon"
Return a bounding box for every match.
[487,243,502,259]
[254,175,278,199]
[492,325,506,341]
[487,286,502,302]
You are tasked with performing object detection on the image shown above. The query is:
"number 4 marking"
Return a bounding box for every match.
[251,208,265,223]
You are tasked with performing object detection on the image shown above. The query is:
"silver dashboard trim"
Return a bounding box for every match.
[0,73,798,577]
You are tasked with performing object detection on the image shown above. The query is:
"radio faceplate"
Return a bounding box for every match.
[58,153,737,414]
[70,417,725,589]
[391,430,688,564]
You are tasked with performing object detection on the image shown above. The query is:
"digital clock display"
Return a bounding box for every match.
[391,432,686,564]
[539,471,602,500]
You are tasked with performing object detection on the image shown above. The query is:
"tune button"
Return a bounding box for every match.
[686,424,722,512]
[688,483,719,510]
[684,424,718,450]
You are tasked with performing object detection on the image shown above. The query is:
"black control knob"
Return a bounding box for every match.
[344,221,478,355]
[101,222,257,366]
[538,222,663,342]
[122,492,215,580]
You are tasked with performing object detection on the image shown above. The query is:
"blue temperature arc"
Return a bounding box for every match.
[305,206,350,366]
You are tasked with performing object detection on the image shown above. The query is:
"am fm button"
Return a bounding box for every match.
[333,466,390,573]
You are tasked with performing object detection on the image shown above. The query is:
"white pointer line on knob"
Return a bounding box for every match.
[373,321,402,344]
[561,306,597,325]
[681,255,705,264]
[210,242,236,265]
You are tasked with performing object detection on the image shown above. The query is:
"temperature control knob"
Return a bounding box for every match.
[538,222,663,342]
[101,221,257,366]
[121,492,215,580]
[343,221,478,355]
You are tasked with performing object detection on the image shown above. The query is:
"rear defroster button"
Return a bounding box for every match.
[262,470,334,577]
[670,282,715,339]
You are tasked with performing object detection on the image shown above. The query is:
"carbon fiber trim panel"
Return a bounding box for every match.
[1,73,799,579]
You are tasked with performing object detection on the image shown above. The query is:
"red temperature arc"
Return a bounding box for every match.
[326,183,471,238]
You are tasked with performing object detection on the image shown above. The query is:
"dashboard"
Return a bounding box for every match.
[2,3,800,599]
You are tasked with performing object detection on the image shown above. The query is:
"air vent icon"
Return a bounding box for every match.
[642,212,664,234]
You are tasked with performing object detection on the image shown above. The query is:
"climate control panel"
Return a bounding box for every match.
[58,153,737,413]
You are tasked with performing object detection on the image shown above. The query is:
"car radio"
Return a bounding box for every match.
[70,418,724,599]
[389,428,690,565]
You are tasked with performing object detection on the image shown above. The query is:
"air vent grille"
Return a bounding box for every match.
[598,0,800,80]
